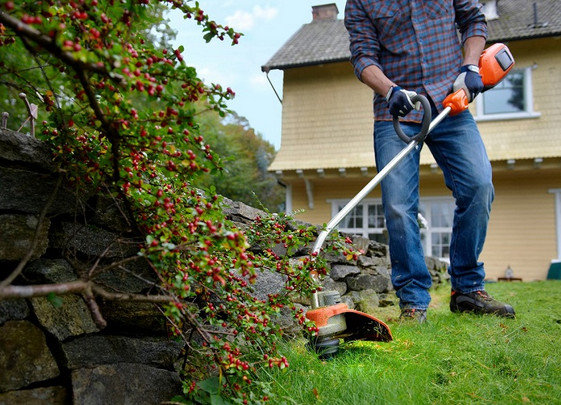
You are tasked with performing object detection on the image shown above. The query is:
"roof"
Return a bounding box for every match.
[487,0,561,41]
[262,18,349,72]
[262,0,561,72]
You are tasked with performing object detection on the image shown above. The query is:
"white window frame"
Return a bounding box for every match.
[329,197,454,260]
[474,65,540,122]
[418,197,455,261]
[550,189,561,260]
[329,199,386,242]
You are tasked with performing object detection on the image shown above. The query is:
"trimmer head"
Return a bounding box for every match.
[305,291,392,359]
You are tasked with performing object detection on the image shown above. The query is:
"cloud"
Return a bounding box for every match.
[250,74,269,89]
[225,6,278,31]
[253,5,278,21]
[197,66,236,88]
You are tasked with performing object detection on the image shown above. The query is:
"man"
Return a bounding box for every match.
[344,0,515,322]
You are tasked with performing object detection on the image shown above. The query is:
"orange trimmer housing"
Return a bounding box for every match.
[480,43,515,90]
[306,303,393,342]
[444,42,515,115]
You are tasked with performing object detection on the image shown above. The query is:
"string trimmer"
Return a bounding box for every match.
[306,43,515,358]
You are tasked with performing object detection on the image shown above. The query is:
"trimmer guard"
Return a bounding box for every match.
[306,303,392,342]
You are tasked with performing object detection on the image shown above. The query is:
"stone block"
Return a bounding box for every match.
[0,386,67,405]
[62,335,182,370]
[31,295,99,341]
[0,320,59,392]
[330,264,360,281]
[347,273,389,293]
[49,222,139,258]
[0,299,29,324]
[0,167,79,215]
[24,259,77,284]
[71,363,181,405]
[0,128,54,171]
[0,214,50,262]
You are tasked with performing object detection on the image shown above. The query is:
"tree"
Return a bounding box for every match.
[194,109,284,212]
[0,1,355,403]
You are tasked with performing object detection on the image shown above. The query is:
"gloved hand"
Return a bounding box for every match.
[386,86,419,117]
[453,64,484,102]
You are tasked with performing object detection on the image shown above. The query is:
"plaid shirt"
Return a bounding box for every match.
[344,0,487,122]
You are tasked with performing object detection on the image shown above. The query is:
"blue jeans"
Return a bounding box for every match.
[374,110,494,310]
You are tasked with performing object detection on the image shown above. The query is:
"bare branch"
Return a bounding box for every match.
[0,279,174,304]
[0,280,89,298]
[91,285,174,303]
[82,284,107,329]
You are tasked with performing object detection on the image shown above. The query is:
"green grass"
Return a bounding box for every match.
[261,281,561,405]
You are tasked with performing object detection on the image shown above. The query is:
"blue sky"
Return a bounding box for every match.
[168,1,347,150]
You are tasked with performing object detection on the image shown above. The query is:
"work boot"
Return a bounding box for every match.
[399,308,427,324]
[450,290,515,318]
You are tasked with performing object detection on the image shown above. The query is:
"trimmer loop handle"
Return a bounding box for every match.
[392,94,431,144]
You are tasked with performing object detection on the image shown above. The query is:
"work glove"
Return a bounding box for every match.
[453,64,484,102]
[386,86,419,117]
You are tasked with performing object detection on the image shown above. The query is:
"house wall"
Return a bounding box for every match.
[271,62,374,171]
[287,166,558,281]
[469,37,561,162]
[484,167,558,281]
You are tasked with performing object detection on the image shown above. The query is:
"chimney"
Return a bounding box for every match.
[481,0,499,21]
[312,3,339,21]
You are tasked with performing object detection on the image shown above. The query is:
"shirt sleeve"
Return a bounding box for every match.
[455,0,488,43]
[344,0,383,82]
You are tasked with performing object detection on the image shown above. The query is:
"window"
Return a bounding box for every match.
[475,66,540,121]
[332,201,387,244]
[330,197,454,260]
[550,189,561,260]
[419,198,454,260]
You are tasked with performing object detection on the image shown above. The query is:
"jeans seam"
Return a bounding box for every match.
[455,287,485,294]
[426,136,460,277]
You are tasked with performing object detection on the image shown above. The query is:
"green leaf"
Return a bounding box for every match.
[198,376,220,395]
[210,394,232,405]
[47,292,64,308]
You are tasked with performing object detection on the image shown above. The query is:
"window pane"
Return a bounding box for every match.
[420,231,427,255]
[483,70,525,114]
[368,232,388,245]
[341,205,363,228]
[431,202,454,228]
[431,232,451,258]
[367,203,385,228]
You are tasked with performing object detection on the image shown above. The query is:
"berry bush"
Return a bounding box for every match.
[0,1,356,403]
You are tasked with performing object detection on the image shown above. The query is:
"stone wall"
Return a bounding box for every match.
[0,129,449,404]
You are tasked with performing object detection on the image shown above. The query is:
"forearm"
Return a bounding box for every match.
[462,35,486,66]
[360,65,396,97]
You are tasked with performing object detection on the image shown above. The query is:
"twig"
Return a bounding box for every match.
[91,285,174,303]
[0,280,88,298]
[82,284,107,329]
[87,242,116,278]
[0,280,173,303]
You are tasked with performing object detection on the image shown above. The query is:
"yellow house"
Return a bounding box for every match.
[262,1,561,281]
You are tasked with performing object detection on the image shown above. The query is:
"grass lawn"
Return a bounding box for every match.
[262,281,561,405]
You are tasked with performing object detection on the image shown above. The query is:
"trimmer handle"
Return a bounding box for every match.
[392,94,431,143]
